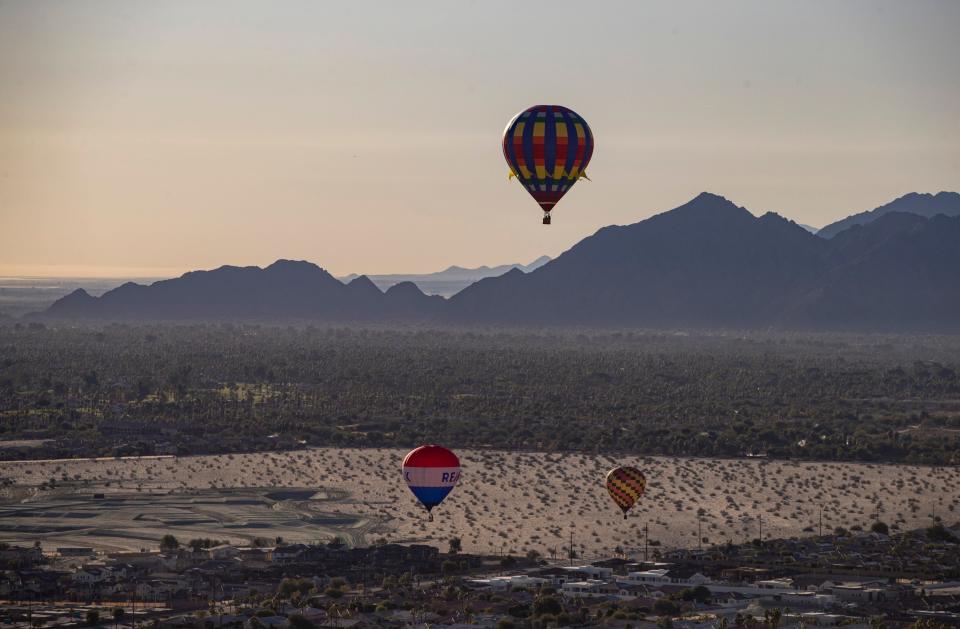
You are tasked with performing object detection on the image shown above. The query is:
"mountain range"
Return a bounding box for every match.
[40,191,960,331]
[448,193,960,330]
[44,261,445,322]
[816,191,960,239]
[339,256,551,297]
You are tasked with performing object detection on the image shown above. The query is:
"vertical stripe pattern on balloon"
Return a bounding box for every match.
[503,105,593,215]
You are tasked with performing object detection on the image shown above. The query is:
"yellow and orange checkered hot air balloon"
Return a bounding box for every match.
[606,466,646,519]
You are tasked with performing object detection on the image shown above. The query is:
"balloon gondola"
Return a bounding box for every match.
[502,104,594,225]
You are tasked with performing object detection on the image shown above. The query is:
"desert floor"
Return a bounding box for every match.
[0,449,957,558]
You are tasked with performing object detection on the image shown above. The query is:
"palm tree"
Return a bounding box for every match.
[764,609,782,629]
[112,607,125,629]
[448,537,462,554]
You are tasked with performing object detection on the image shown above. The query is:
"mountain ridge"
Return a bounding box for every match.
[339,255,551,297]
[817,191,960,239]
[38,192,960,331]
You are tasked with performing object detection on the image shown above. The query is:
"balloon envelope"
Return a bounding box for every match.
[606,466,646,517]
[502,104,594,217]
[403,445,461,512]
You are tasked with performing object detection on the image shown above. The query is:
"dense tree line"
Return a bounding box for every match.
[0,322,958,464]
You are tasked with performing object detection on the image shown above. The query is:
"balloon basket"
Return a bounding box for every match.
[542,214,551,225]
[428,512,434,522]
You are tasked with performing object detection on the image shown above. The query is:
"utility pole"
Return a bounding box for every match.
[568,529,574,567]
[698,518,702,553]
[644,523,649,565]
[132,578,137,629]
[819,506,823,537]
[759,514,762,544]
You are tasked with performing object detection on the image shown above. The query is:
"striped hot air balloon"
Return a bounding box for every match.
[502,104,594,225]
[402,445,461,521]
[606,466,646,519]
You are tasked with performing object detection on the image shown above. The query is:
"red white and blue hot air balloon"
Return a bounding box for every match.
[402,445,461,521]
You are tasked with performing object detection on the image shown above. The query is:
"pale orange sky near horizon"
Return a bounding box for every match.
[1,0,958,279]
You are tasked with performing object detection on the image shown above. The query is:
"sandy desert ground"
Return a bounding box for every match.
[1,448,958,558]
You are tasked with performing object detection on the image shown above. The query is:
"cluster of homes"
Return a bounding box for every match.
[471,562,902,609]
[1,523,958,629]
[657,523,960,580]
[1,541,444,603]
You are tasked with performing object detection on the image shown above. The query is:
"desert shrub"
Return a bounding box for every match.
[533,595,562,616]
[508,604,531,619]
[286,615,315,629]
[927,524,956,543]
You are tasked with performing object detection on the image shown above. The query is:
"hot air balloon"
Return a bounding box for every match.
[503,104,594,225]
[402,445,461,521]
[606,466,646,519]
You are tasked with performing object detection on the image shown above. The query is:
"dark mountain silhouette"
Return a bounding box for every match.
[446,193,960,330]
[824,211,928,264]
[383,281,445,319]
[447,193,833,327]
[42,192,960,331]
[784,212,960,329]
[817,191,960,239]
[44,259,442,322]
[339,255,551,297]
[47,287,97,316]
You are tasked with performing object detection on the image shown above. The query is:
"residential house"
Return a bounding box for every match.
[528,566,591,586]
[73,567,110,585]
[562,579,620,599]
[567,565,614,580]
[617,582,660,601]
[824,583,888,603]
[207,544,241,560]
[243,616,287,629]
[0,544,43,566]
[620,568,711,588]
[136,577,190,601]
[465,575,548,591]
[272,544,309,563]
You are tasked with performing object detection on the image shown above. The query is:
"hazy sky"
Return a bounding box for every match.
[1,1,958,278]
